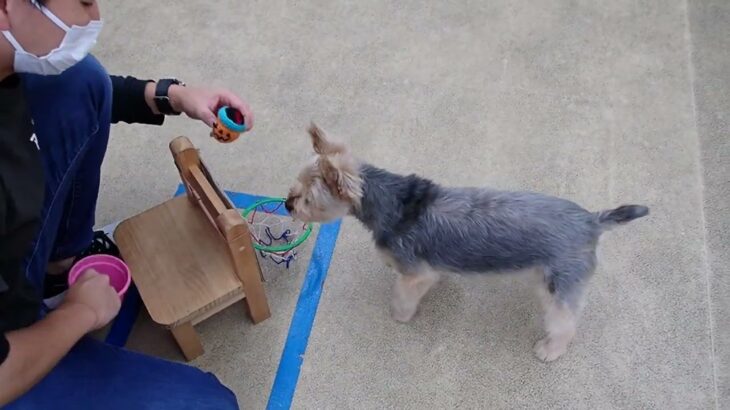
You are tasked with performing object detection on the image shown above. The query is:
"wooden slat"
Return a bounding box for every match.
[169,136,200,203]
[217,209,271,323]
[190,290,246,326]
[188,166,227,219]
[200,158,235,210]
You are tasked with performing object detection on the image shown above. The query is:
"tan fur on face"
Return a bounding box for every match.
[286,123,363,223]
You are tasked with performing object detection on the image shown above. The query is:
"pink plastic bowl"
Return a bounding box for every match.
[68,255,131,297]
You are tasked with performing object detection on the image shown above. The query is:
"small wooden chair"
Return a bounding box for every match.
[114,136,270,361]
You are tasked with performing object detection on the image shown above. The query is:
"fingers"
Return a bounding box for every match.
[74,269,113,294]
[217,89,254,130]
[201,110,217,128]
[77,268,103,282]
[174,85,254,132]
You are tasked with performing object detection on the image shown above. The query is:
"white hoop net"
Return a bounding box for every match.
[243,202,310,269]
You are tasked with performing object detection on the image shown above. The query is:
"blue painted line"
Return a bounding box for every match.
[105,284,141,347]
[267,219,342,410]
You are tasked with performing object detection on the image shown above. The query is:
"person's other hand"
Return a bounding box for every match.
[169,85,254,131]
[62,270,121,331]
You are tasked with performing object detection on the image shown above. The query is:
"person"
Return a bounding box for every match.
[0,0,253,408]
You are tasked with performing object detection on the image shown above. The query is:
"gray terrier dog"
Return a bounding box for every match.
[285,123,649,362]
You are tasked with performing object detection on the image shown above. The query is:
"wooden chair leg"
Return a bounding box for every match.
[217,210,271,324]
[235,232,270,324]
[170,322,204,361]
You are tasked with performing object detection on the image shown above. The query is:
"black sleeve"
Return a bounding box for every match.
[0,333,8,365]
[110,75,165,126]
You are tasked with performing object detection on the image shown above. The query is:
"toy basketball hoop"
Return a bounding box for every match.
[241,198,313,269]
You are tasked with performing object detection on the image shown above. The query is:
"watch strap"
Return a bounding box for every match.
[154,79,183,115]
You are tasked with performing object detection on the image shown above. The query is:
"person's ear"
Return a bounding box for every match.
[0,0,10,31]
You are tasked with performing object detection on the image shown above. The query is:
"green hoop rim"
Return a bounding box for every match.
[242,197,313,253]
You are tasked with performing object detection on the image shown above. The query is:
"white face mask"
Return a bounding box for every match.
[1,1,102,75]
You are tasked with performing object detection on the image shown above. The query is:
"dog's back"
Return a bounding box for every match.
[417,188,601,273]
[356,165,648,274]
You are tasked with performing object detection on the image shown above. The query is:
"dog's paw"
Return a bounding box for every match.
[533,337,567,362]
[391,304,416,323]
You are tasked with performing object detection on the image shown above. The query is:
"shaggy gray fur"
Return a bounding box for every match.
[352,164,649,307]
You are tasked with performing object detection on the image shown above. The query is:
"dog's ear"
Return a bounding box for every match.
[308,122,346,155]
[318,155,362,201]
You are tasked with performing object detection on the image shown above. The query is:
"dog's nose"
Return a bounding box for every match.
[285,198,293,213]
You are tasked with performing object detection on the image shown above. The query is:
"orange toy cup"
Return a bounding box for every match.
[212,106,247,143]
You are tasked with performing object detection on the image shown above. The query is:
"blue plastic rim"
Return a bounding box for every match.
[217,106,247,132]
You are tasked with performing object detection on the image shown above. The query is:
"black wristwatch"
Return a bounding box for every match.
[153,78,185,115]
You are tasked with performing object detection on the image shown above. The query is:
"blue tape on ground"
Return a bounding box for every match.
[267,219,342,410]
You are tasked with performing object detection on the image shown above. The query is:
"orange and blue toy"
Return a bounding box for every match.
[211,106,246,143]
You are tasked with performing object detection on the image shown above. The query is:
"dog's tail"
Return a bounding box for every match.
[596,205,649,230]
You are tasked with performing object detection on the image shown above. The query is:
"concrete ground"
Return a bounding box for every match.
[94,1,728,408]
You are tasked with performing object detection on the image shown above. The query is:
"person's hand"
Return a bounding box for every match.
[61,270,121,332]
[168,85,254,131]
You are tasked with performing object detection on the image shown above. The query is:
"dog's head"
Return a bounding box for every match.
[285,123,362,223]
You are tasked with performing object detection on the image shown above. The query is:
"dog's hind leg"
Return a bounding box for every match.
[391,266,440,323]
[534,256,595,362]
[534,289,580,362]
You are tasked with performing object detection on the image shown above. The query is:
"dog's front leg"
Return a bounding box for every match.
[391,268,440,323]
